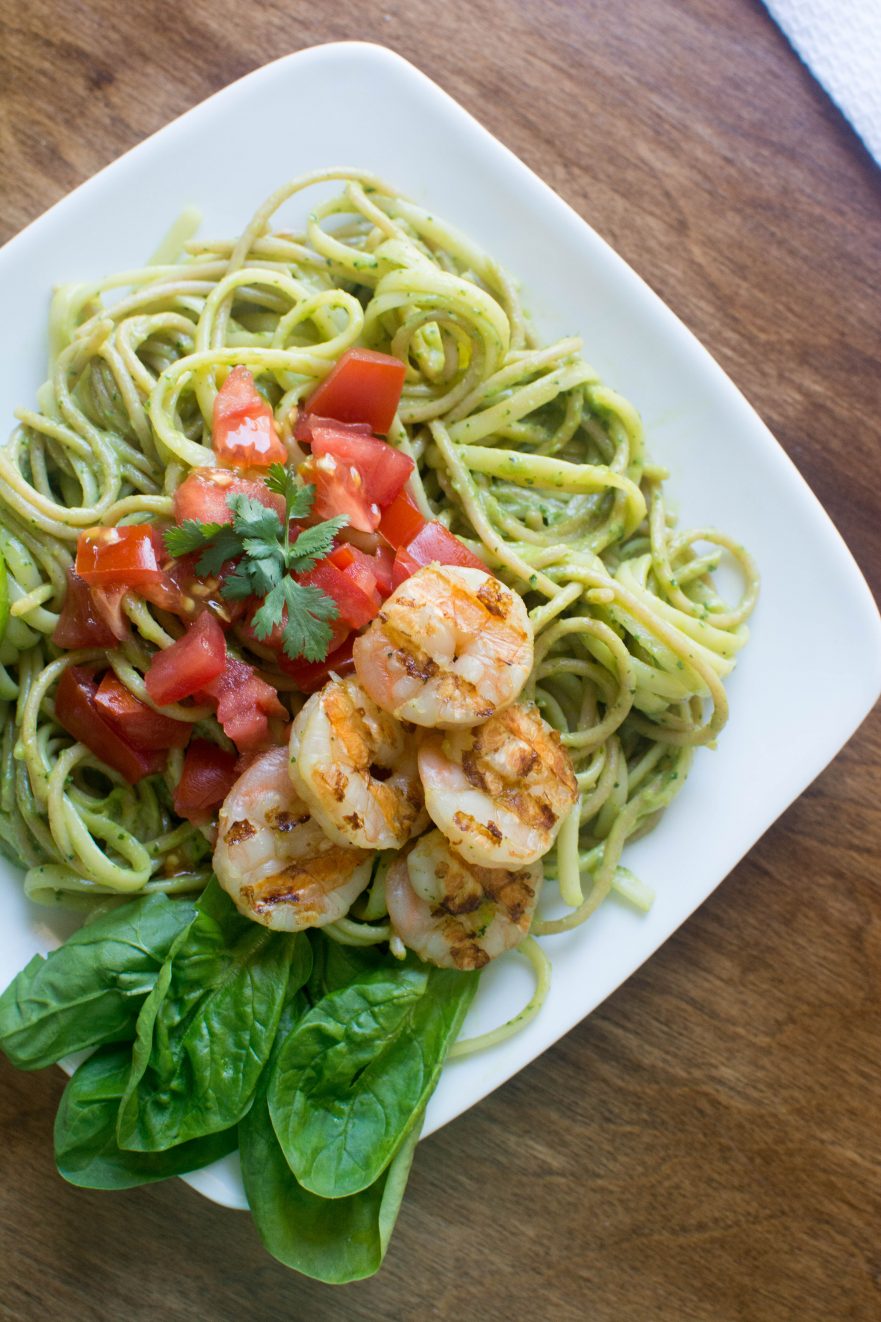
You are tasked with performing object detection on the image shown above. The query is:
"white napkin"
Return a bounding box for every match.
[763,0,881,165]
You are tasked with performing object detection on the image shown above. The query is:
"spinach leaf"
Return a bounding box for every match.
[117,881,310,1152]
[54,1044,237,1190]
[240,987,421,1283]
[0,893,196,1070]
[268,962,477,1199]
[306,930,393,1001]
[242,1076,422,1283]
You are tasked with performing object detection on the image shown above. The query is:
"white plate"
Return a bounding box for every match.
[1,42,879,1213]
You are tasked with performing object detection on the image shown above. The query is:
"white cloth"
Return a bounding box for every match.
[763,0,881,165]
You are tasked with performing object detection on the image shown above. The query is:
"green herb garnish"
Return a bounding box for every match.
[164,464,347,662]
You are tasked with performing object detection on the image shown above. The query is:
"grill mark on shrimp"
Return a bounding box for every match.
[225,819,257,846]
[476,578,509,617]
[454,810,502,843]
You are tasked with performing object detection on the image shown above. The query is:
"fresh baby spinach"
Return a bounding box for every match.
[116,881,310,1152]
[268,962,477,1199]
[54,1044,237,1190]
[240,988,422,1283]
[0,893,196,1070]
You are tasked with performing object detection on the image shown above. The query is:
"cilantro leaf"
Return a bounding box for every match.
[279,579,340,662]
[227,493,283,543]
[250,581,288,641]
[193,526,245,577]
[164,520,225,559]
[265,463,315,520]
[287,516,349,574]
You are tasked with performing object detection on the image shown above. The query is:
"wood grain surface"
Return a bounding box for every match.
[1,2,879,1319]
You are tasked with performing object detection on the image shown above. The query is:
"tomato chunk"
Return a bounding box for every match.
[173,469,284,527]
[280,635,356,693]
[52,569,119,649]
[392,520,485,586]
[145,612,227,707]
[294,412,372,446]
[305,348,406,435]
[301,557,381,630]
[172,739,239,822]
[329,545,379,597]
[199,656,286,751]
[76,525,163,589]
[212,366,287,468]
[299,452,380,534]
[370,545,395,597]
[378,490,427,549]
[55,666,166,784]
[94,673,190,750]
[309,427,414,509]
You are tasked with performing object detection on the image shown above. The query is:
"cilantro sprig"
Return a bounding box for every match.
[164,464,347,662]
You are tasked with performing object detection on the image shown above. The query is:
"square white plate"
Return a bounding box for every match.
[1,42,879,1213]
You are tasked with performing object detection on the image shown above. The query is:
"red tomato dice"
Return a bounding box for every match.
[94,672,191,750]
[145,612,227,707]
[55,666,166,784]
[378,490,427,549]
[172,739,239,822]
[279,635,356,693]
[401,521,484,572]
[172,469,285,527]
[299,452,380,534]
[309,427,414,509]
[300,556,381,630]
[294,412,372,446]
[304,348,406,435]
[76,525,164,589]
[212,366,287,468]
[52,569,120,649]
[198,656,286,751]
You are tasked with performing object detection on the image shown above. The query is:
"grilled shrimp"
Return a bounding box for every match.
[386,830,543,971]
[352,564,533,728]
[418,701,577,867]
[213,746,372,931]
[289,674,428,851]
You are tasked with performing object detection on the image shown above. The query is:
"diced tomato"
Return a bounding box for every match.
[52,569,119,649]
[90,586,129,640]
[76,525,164,589]
[279,635,356,694]
[172,739,239,822]
[392,546,418,588]
[301,557,381,630]
[199,656,286,751]
[329,545,379,596]
[172,468,285,527]
[391,520,485,587]
[370,545,395,596]
[378,490,427,549]
[304,348,407,435]
[403,520,484,571]
[299,452,380,534]
[145,612,227,707]
[309,427,414,509]
[294,412,372,446]
[212,366,287,468]
[55,666,166,784]
[94,672,190,750]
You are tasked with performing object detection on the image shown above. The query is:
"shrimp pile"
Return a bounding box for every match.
[213,564,577,967]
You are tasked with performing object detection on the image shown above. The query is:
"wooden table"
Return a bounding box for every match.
[1,2,879,1319]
